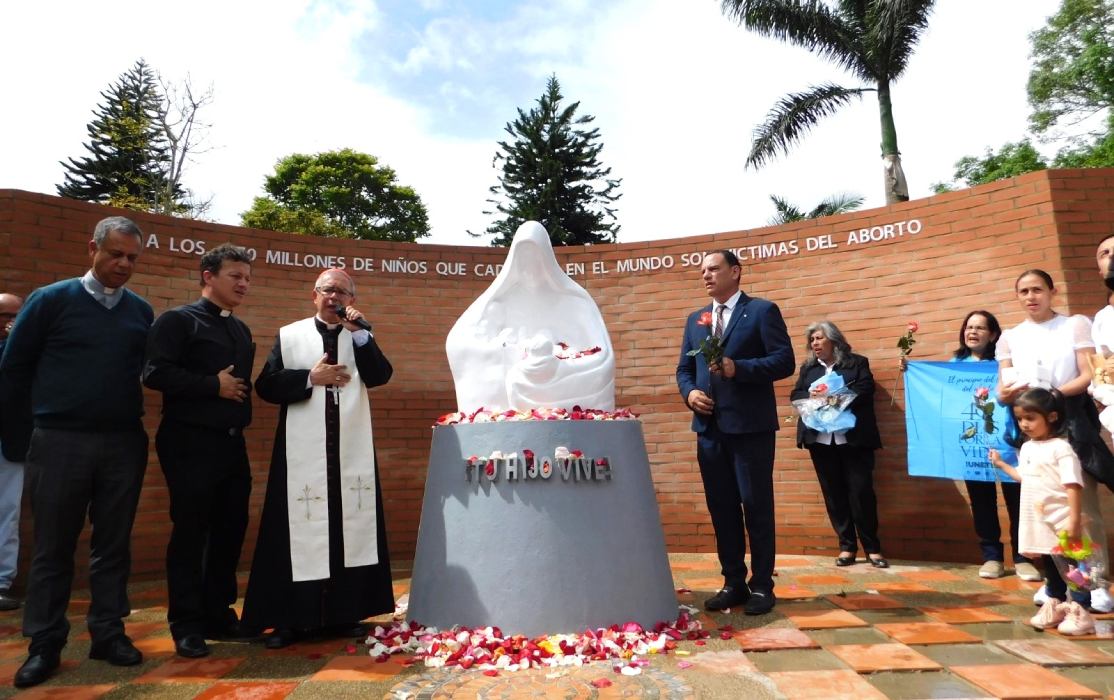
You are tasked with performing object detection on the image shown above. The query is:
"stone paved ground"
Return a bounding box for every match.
[1,554,1112,699]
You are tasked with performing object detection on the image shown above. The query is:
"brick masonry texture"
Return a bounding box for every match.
[2,168,1114,584]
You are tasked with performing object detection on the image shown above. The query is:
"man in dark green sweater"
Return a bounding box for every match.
[0,216,154,688]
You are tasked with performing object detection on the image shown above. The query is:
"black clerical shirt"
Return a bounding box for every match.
[143,297,254,430]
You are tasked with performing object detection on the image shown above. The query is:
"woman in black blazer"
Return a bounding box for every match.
[790,321,887,568]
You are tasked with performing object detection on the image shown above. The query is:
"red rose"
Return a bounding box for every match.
[698,311,713,326]
[814,383,828,394]
[975,386,990,400]
[907,320,919,333]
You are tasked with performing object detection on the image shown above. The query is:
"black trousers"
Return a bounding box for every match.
[22,427,147,655]
[696,426,776,593]
[157,421,251,639]
[966,479,1028,564]
[807,442,881,555]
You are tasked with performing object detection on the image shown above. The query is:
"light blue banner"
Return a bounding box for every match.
[905,360,1017,482]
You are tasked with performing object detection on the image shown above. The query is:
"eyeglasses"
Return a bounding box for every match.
[315,285,353,297]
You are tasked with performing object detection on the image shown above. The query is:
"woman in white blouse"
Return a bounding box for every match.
[996,269,1112,613]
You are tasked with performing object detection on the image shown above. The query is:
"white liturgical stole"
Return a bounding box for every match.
[280,317,378,582]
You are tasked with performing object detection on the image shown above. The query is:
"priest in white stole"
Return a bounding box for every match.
[241,269,394,648]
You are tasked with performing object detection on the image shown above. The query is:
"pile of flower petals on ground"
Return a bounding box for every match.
[436,406,638,426]
[365,609,708,675]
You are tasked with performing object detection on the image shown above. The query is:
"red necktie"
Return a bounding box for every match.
[713,305,725,339]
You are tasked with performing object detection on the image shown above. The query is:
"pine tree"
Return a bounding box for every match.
[57,59,180,211]
[480,75,621,246]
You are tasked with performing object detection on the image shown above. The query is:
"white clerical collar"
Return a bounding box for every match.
[83,270,119,296]
[315,315,341,330]
[200,297,233,318]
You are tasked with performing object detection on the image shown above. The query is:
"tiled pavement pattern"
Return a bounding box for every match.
[0,554,1112,699]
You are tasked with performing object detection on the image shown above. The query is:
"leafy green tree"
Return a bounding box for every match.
[479,75,621,247]
[1053,116,1114,166]
[767,193,864,225]
[934,0,1114,191]
[57,59,181,212]
[721,0,936,204]
[935,140,1049,191]
[241,149,430,242]
[1027,0,1114,134]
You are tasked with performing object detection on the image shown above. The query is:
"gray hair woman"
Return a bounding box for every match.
[790,320,886,567]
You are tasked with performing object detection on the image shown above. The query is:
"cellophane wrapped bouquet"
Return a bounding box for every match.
[791,372,858,433]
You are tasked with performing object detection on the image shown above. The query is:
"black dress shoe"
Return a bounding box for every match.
[174,634,210,659]
[89,635,142,666]
[868,556,890,569]
[205,621,258,643]
[835,555,856,567]
[14,653,60,688]
[263,627,301,650]
[744,590,776,616]
[704,585,751,612]
[0,589,21,611]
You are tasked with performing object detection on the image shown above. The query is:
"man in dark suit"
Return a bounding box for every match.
[676,250,794,615]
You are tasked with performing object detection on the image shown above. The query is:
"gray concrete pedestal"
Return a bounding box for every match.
[407,420,678,637]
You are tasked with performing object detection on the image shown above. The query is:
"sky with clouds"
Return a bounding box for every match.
[0,0,1064,246]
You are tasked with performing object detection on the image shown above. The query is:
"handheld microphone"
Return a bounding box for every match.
[334,304,372,332]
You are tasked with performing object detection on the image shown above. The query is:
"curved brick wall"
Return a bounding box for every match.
[2,168,1113,584]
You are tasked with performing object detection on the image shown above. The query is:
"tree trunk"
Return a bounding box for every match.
[877,81,909,204]
[882,154,909,205]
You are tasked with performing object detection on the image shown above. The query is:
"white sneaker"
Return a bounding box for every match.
[1089,587,1114,614]
[1015,561,1042,581]
[1057,601,1096,636]
[1033,584,1049,607]
[979,560,1005,578]
[1030,599,1067,629]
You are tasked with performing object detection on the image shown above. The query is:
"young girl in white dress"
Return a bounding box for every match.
[996,269,1112,614]
[990,388,1101,635]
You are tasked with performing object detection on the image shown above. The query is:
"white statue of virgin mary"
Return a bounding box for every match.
[446,221,615,413]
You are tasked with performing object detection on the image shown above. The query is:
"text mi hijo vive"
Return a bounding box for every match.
[464,450,612,484]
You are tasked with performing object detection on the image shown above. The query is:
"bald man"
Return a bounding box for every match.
[0,292,24,612]
[241,269,395,649]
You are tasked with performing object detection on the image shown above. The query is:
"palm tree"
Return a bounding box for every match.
[721,0,936,204]
[768,192,864,225]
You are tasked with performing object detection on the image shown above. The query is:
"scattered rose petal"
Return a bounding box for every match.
[362,608,706,674]
[677,661,693,669]
[591,678,613,688]
[483,670,499,677]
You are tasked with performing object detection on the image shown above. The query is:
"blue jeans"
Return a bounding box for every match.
[0,441,24,590]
